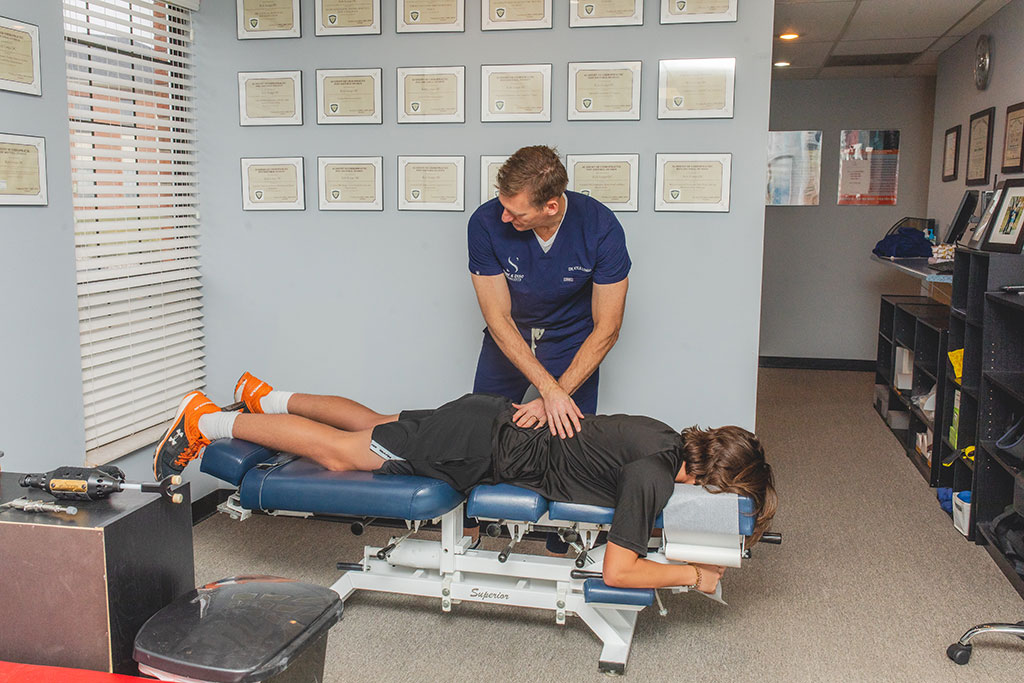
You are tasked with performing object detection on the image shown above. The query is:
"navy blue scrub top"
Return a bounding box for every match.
[467,191,631,344]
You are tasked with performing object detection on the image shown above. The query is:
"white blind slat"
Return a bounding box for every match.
[65,0,191,26]
[77,235,199,260]
[76,226,198,247]
[81,326,202,370]
[81,318,203,362]
[81,340,204,383]
[84,364,206,406]
[66,54,194,89]
[77,268,200,296]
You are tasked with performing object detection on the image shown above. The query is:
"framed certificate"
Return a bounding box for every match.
[655,153,731,212]
[397,66,465,123]
[241,157,305,211]
[661,0,737,24]
[568,61,641,121]
[238,71,302,126]
[318,156,383,210]
[236,0,301,39]
[966,107,995,186]
[567,154,639,212]
[480,155,509,203]
[1001,102,1024,175]
[397,0,465,33]
[0,16,40,96]
[315,0,380,35]
[981,179,1024,253]
[398,155,465,211]
[0,133,46,206]
[569,0,643,27]
[316,68,382,124]
[658,58,735,119]
[481,0,552,30]
[942,125,960,182]
[481,64,551,122]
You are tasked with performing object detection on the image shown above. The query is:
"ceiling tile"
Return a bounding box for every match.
[931,35,963,51]
[946,0,1014,36]
[772,41,834,68]
[770,66,820,81]
[844,0,976,41]
[913,51,942,65]
[832,37,938,55]
[773,1,857,43]
[898,64,939,77]
[817,65,903,79]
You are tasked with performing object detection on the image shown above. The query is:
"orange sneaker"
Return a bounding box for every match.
[234,372,274,414]
[153,391,220,480]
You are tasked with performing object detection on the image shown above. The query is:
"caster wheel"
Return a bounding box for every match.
[946,642,972,665]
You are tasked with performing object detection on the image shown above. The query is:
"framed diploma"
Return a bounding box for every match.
[566,154,639,212]
[1001,102,1024,175]
[658,58,735,119]
[398,155,465,211]
[966,107,994,187]
[0,133,46,206]
[654,153,731,212]
[397,66,465,123]
[236,0,301,39]
[397,0,465,33]
[480,64,551,122]
[238,71,302,126]
[241,157,305,211]
[315,0,381,35]
[661,0,736,24]
[568,61,641,121]
[318,156,383,210]
[481,0,552,31]
[981,179,1024,254]
[480,155,509,203]
[942,125,960,182]
[0,16,40,96]
[569,0,643,27]
[316,68,382,124]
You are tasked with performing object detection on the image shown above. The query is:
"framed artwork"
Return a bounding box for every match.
[566,154,639,212]
[1001,102,1024,174]
[480,155,509,203]
[0,16,41,96]
[658,58,735,119]
[241,157,305,211]
[0,133,46,205]
[660,0,737,24]
[968,188,1001,248]
[397,0,465,33]
[567,61,641,121]
[981,179,1024,253]
[942,125,960,182]
[397,66,465,123]
[238,71,302,126]
[481,0,552,30]
[569,0,643,27]
[318,156,383,210]
[654,153,731,212]
[966,107,995,186]
[480,64,551,122]
[398,155,465,211]
[315,0,380,35]
[236,0,301,39]
[316,68,382,124]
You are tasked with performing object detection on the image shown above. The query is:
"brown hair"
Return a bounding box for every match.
[497,145,568,208]
[680,425,777,544]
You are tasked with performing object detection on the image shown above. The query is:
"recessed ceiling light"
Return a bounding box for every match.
[774,61,791,67]
[779,33,799,41]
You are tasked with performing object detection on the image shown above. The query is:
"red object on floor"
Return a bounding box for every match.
[0,660,150,682]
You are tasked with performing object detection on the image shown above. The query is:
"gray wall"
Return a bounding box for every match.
[0,1,85,474]
[761,77,936,361]
[928,0,1024,223]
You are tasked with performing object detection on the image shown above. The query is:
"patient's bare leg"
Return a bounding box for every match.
[284,393,399,432]
[232,413,385,472]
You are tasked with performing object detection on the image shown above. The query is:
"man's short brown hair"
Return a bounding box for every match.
[497,145,568,208]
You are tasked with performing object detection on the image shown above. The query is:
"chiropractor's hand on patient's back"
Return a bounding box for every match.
[512,398,548,430]
[540,386,584,439]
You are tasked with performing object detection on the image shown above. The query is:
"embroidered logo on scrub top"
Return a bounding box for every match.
[504,256,524,282]
[567,265,593,273]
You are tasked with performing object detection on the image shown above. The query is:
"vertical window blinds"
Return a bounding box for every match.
[64,0,203,462]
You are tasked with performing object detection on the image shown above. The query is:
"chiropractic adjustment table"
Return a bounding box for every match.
[201,439,774,674]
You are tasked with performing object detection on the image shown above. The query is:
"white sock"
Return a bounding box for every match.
[259,390,294,414]
[198,412,238,441]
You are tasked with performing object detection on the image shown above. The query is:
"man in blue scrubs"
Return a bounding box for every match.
[468,145,630,439]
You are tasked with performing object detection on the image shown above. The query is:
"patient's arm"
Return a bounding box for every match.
[602,541,724,591]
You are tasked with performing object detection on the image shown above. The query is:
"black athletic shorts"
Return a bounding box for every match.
[371,393,512,492]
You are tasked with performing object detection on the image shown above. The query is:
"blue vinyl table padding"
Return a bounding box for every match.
[467,484,549,522]
[201,438,277,486]
[583,579,654,606]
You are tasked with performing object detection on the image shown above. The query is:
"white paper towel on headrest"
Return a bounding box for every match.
[662,484,743,568]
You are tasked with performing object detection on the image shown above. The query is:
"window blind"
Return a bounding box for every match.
[64,0,203,462]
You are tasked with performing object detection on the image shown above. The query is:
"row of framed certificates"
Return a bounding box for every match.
[237,0,738,39]
[241,153,732,212]
[240,59,736,125]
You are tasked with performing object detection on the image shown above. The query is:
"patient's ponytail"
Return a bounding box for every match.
[680,425,778,544]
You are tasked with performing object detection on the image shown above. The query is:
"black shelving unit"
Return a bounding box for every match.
[875,295,950,484]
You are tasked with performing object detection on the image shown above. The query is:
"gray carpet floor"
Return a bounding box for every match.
[192,369,1024,681]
